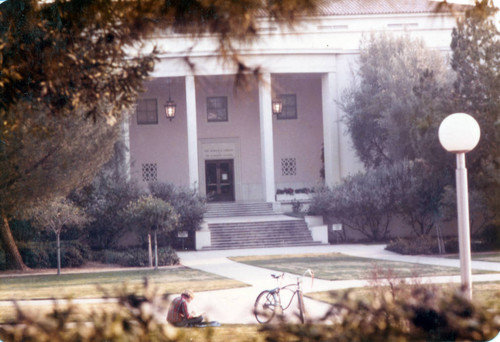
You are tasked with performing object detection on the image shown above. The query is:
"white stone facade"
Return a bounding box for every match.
[127,1,461,203]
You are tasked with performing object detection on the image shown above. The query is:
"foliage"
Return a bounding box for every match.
[106,247,179,267]
[479,224,500,250]
[341,32,453,169]
[23,197,88,236]
[450,0,500,227]
[386,236,443,255]
[308,169,395,241]
[148,182,205,233]
[0,107,119,269]
[386,235,496,255]
[70,175,143,250]
[0,0,320,271]
[123,195,178,235]
[440,185,495,237]
[21,197,89,274]
[122,195,178,268]
[263,287,500,342]
[0,281,180,342]
[16,240,89,269]
[390,160,449,236]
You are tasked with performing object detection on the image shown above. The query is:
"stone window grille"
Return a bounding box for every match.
[281,158,297,176]
[142,163,158,182]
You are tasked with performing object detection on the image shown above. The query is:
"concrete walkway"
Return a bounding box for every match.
[176,244,500,324]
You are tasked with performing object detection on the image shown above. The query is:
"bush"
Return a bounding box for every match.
[264,287,500,341]
[95,247,179,267]
[386,236,437,255]
[387,235,499,255]
[480,224,500,249]
[70,177,143,250]
[308,169,395,242]
[148,182,206,233]
[16,241,89,269]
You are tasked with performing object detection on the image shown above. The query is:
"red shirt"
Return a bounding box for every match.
[167,296,191,323]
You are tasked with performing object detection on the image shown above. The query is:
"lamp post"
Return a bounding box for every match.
[438,113,480,301]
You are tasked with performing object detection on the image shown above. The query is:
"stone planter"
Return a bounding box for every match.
[275,193,311,202]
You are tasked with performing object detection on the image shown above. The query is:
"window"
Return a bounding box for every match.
[207,96,228,122]
[136,99,158,125]
[142,163,158,182]
[276,94,297,120]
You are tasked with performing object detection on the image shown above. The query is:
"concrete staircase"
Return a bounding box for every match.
[205,202,278,218]
[201,202,322,250]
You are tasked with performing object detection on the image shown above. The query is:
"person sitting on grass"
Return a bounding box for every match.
[167,289,204,327]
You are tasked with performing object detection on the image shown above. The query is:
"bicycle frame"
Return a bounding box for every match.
[272,277,302,312]
[254,269,313,323]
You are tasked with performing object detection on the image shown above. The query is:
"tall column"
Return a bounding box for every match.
[121,112,131,182]
[321,72,341,187]
[258,73,276,202]
[185,75,199,189]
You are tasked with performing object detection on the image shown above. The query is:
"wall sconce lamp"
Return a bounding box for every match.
[164,78,176,121]
[272,97,283,115]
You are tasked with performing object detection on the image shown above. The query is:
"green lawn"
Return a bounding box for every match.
[0,266,247,300]
[230,253,494,281]
[472,252,500,262]
[307,281,500,314]
[443,252,500,262]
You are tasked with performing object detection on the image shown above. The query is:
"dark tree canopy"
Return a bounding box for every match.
[341,33,454,169]
[0,0,321,269]
[450,0,500,225]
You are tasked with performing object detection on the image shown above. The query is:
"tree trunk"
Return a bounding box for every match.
[148,233,153,267]
[56,232,61,275]
[0,213,29,270]
[154,230,158,271]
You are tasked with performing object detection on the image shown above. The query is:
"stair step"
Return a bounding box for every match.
[203,217,321,250]
[205,202,277,218]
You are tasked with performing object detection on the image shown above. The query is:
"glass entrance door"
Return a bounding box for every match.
[205,159,235,202]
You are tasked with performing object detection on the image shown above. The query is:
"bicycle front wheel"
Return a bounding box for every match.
[254,290,277,324]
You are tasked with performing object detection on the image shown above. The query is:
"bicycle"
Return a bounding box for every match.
[254,269,314,324]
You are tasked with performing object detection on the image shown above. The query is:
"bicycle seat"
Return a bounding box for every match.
[271,274,282,279]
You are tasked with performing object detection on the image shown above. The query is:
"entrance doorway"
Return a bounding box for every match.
[205,159,235,202]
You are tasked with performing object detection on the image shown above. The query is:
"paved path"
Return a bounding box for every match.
[176,244,500,324]
[2,244,499,326]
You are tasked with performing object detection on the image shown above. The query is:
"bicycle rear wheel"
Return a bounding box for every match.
[297,292,306,323]
[254,290,277,324]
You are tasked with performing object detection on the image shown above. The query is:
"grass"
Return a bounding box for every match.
[444,252,500,262]
[229,253,493,281]
[472,252,500,262]
[0,266,247,300]
[307,281,500,313]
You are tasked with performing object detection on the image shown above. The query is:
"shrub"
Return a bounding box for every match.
[308,169,395,242]
[480,224,500,249]
[16,241,90,269]
[386,236,437,255]
[17,242,51,268]
[387,235,498,255]
[70,177,143,250]
[264,287,500,341]
[96,247,179,267]
[148,182,206,233]
[0,282,183,341]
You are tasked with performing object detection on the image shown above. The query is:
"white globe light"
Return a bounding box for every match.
[438,113,481,153]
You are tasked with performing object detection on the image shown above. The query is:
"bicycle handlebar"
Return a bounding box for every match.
[270,270,314,288]
[303,269,314,288]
